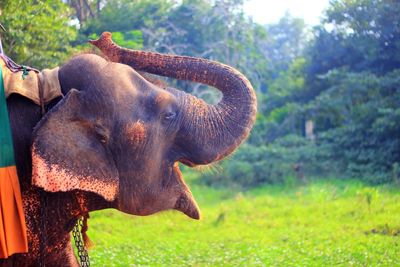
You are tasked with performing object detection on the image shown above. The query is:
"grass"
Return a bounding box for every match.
[85,174,400,266]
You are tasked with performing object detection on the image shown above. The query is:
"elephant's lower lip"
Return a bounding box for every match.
[174,194,201,220]
[184,207,200,220]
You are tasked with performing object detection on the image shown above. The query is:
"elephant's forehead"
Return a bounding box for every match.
[97,63,157,101]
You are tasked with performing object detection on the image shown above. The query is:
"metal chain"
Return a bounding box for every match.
[72,217,90,267]
[39,191,90,267]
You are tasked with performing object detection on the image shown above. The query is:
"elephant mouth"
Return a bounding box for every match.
[114,194,200,220]
[174,193,200,220]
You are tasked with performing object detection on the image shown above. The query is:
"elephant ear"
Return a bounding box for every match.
[31,89,118,201]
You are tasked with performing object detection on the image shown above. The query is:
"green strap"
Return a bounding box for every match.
[0,66,16,167]
[22,66,29,80]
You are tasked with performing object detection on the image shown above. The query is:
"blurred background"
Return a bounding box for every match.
[1,0,399,265]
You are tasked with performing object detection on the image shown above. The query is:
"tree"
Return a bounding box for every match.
[66,0,101,27]
[263,13,307,77]
[0,0,77,69]
[298,0,400,182]
[307,0,400,77]
[244,0,400,185]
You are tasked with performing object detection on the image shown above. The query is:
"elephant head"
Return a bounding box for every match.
[31,32,257,220]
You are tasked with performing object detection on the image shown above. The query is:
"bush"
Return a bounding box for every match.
[201,135,329,188]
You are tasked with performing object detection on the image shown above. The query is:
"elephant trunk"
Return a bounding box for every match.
[90,32,257,165]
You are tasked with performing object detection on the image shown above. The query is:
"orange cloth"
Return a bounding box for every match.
[0,62,29,258]
[0,166,28,258]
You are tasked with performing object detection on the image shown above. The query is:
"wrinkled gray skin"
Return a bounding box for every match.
[34,55,201,218]
[2,47,256,266]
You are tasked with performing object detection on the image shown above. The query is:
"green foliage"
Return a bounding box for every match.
[80,0,173,40]
[201,135,330,188]
[263,13,308,77]
[325,0,400,73]
[308,69,400,183]
[89,30,143,49]
[86,178,400,266]
[268,57,306,99]
[241,0,400,186]
[392,162,400,185]
[0,0,77,69]
[307,0,400,78]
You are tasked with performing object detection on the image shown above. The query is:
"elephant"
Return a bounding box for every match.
[2,32,257,266]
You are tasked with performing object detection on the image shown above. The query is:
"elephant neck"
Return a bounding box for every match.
[12,186,111,266]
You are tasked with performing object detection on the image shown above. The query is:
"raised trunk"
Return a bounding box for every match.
[90,32,257,165]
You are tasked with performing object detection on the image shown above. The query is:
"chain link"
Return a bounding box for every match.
[39,190,90,267]
[72,217,90,267]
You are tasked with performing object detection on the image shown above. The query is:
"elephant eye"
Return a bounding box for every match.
[94,125,108,144]
[162,111,176,122]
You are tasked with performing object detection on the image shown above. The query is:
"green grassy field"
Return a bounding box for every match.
[86,174,400,266]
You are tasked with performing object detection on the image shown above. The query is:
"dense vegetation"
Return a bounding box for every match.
[1,0,399,186]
